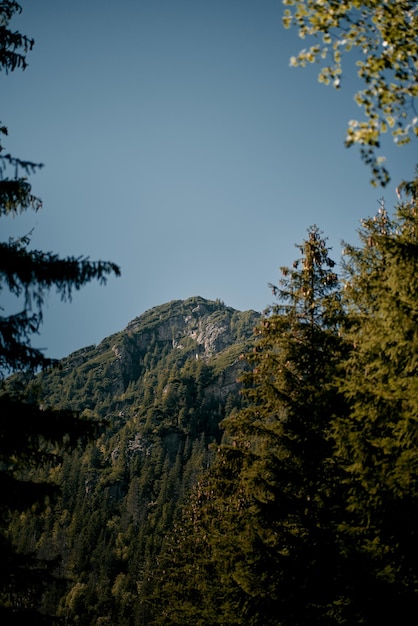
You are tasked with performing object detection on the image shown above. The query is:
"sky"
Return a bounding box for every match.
[2,0,416,359]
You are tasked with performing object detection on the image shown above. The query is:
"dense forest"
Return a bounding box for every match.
[6,297,260,624]
[5,206,418,624]
[2,2,418,625]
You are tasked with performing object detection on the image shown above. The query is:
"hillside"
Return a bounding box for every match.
[10,296,260,624]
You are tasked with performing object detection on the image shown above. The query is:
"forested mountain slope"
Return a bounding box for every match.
[9,296,260,624]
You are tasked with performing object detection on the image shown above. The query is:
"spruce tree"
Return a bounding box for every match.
[154,227,347,625]
[220,227,346,625]
[333,179,418,622]
[0,3,120,622]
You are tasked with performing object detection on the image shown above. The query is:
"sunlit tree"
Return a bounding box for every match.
[283,0,418,186]
[333,179,418,622]
[154,227,348,625]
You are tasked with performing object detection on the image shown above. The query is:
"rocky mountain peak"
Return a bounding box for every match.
[38,296,261,413]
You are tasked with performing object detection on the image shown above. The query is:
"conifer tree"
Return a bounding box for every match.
[0,3,120,622]
[333,179,418,622]
[218,227,346,625]
[154,227,347,625]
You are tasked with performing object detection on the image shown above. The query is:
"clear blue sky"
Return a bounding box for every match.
[2,0,416,359]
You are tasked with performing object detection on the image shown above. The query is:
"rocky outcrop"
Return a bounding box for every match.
[75,297,258,396]
[38,297,260,418]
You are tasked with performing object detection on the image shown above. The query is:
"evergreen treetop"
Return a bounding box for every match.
[153,227,348,625]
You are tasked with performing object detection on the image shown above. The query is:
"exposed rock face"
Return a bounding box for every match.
[107,296,260,391]
[41,296,261,413]
[125,297,257,354]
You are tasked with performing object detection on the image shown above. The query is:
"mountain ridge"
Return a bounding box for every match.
[38,295,261,412]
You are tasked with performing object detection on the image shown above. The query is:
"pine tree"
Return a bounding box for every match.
[0,3,120,622]
[333,180,418,622]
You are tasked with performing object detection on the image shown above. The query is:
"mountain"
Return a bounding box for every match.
[37,295,260,413]
[10,296,260,624]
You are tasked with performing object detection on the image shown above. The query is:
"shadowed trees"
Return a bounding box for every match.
[0,3,119,622]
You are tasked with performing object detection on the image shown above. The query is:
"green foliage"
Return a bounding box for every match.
[6,298,258,624]
[0,232,120,374]
[331,183,418,621]
[152,212,418,624]
[0,4,120,375]
[7,191,418,624]
[0,3,119,621]
[4,7,417,621]
[0,1,34,74]
[283,0,418,185]
[153,229,348,625]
